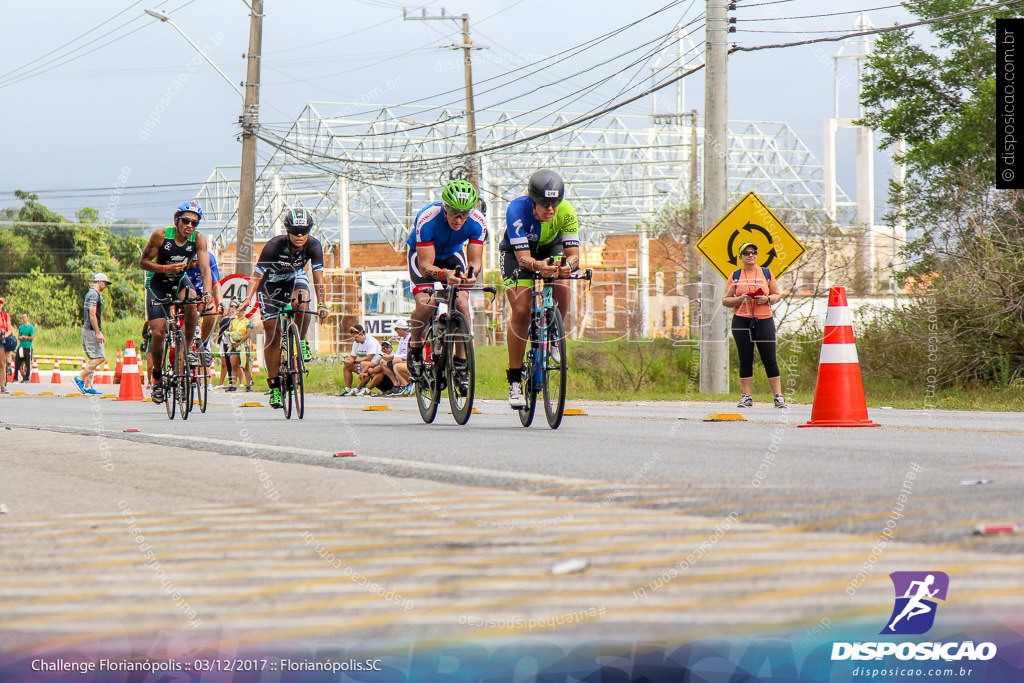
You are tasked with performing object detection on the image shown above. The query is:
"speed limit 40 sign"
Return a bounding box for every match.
[220,273,258,317]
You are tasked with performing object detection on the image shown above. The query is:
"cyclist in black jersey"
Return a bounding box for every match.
[239,208,328,409]
[139,200,214,404]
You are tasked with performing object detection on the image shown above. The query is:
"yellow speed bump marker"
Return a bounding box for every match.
[241,402,262,407]
[563,408,587,416]
[704,413,747,422]
[364,405,391,411]
[39,392,55,396]
[11,391,27,396]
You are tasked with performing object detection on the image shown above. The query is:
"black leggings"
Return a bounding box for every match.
[732,315,780,379]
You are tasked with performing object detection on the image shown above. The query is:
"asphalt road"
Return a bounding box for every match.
[1,385,1022,650]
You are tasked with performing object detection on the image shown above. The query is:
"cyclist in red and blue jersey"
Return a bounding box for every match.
[404,178,485,389]
[185,251,223,365]
[239,208,328,409]
[140,200,214,404]
[501,169,579,408]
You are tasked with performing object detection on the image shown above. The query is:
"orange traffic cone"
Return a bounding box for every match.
[113,350,123,384]
[800,287,880,428]
[50,358,63,384]
[251,353,261,376]
[116,341,144,401]
[96,360,112,385]
[30,357,41,383]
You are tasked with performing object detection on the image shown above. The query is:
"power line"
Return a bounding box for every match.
[731,0,1024,53]
[0,0,200,89]
[736,3,904,22]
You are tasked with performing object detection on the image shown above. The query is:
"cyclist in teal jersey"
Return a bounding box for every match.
[139,200,213,404]
[501,169,579,407]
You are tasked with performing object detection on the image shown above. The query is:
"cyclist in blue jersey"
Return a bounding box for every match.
[140,200,214,404]
[239,208,328,409]
[501,169,579,407]
[403,179,485,389]
[184,251,223,365]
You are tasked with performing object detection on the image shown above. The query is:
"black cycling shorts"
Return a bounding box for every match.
[407,250,468,295]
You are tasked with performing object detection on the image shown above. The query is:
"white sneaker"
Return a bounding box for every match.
[341,387,355,396]
[358,387,371,396]
[508,381,525,408]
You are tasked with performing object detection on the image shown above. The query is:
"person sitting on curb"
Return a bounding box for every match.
[340,324,381,396]
[358,339,399,396]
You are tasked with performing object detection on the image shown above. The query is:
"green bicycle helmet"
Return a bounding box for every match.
[441,179,478,212]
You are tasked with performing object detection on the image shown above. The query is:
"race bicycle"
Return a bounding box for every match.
[414,269,496,425]
[152,291,204,421]
[516,261,592,429]
[274,301,317,419]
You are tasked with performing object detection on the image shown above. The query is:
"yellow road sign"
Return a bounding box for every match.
[695,191,806,281]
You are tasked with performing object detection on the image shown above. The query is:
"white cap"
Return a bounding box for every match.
[93,273,110,283]
[393,319,409,330]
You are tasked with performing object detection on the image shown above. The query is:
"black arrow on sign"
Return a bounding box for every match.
[761,246,779,269]
[727,230,742,265]
[742,221,774,243]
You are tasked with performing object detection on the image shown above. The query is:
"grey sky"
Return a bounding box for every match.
[1,1,915,228]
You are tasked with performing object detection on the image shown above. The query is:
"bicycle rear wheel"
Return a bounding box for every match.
[162,336,175,420]
[444,312,474,425]
[195,354,209,413]
[518,318,539,427]
[286,322,305,419]
[542,308,567,429]
[415,335,441,424]
[173,328,191,420]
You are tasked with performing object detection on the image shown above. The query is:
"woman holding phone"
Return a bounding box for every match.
[722,241,786,408]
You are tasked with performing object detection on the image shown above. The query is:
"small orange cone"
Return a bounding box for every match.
[95,360,112,385]
[800,287,880,428]
[116,341,144,401]
[30,357,41,384]
[113,350,123,384]
[251,353,261,376]
[50,358,63,384]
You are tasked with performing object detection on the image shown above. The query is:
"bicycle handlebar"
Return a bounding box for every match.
[151,292,205,306]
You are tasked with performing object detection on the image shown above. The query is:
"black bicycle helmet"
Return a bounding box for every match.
[527,169,564,206]
[283,208,314,234]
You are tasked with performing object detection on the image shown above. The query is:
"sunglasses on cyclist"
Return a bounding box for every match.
[535,198,561,210]
[179,217,199,227]
[741,251,757,256]
[443,204,472,220]
[287,226,311,236]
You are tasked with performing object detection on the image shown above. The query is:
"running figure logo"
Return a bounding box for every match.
[881,571,949,635]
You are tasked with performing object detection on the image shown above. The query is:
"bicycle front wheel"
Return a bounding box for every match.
[162,338,175,420]
[286,322,305,419]
[542,308,567,429]
[173,329,192,420]
[444,312,475,425]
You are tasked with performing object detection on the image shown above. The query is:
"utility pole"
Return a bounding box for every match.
[403,8,484,189]
[700,0,732,394]
[236,0,263,277]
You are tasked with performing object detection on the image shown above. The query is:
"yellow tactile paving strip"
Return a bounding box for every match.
[2,487,1022,652]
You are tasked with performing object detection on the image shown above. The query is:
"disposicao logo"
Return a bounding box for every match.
[831,571,997,663]
[881,571,949,635]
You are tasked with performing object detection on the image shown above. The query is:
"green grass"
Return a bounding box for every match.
[29,319,1024,411]
[24,316,146,364]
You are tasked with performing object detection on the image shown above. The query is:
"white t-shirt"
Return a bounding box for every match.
[395,333,409,361]
[350,333,382,361]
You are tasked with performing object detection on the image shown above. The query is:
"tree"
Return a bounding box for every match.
[0,194,146,321]
[857,0,1024,387]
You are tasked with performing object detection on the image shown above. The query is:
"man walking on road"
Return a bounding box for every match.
[16,313,35,382]
[76,273,109,396]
